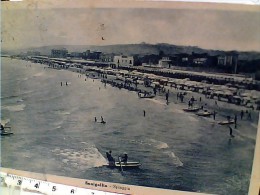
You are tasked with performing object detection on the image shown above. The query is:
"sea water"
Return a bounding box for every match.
[0,58,257,195]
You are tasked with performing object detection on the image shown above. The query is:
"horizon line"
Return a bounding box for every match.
[2,43,260,53]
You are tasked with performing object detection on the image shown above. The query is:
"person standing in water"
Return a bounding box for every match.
[240,110,244,120]
[213,110,216,120]
[166,92,169,104]
[94,117,97,122]
[143,110,146,117]
[106,151,115,166]
[234,114,237,128]
[0,123,5,133]
[229,126,234,137]
[247,112,252,120]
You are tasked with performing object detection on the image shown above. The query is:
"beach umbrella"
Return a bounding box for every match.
[243,96,251,101]
[214,91,223,95]
[223,91,233,96]
[225,83,233,87]
[233,95,241,99]
[220,85,229,90]
[251,95,259,100]
[228,87,238,91]
[153,81,160,85]
[241,92,251,97]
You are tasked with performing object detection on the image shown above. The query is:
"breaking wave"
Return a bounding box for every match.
[53,110,71,116]
[0,118,10,126]
[52,145,107,170]
[149,139,169,149]
[140,138,183,167]
[2,104,26,112]
[164,151,184,167]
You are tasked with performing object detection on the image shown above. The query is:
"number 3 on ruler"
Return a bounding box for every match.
[17,179,22,186]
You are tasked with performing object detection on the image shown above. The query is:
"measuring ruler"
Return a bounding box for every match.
[0,171,126,195]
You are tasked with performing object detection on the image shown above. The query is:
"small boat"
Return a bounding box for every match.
[107,161,141,169]
[1,132,14,136]
[197,111,212,117]
[138,92,155,99]
[183,107,200,112]
[218,120,235,125]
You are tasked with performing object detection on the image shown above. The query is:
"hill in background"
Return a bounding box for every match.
[3,43,260,61]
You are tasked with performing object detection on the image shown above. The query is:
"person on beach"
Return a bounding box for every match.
[153,88,157,95]
[179,93,184,102]
[234,114,237,126]
[199,97,202,102]
[247,112,252,120]
[66,82,68,86]
[94,117,97,122]
[240,110,244,120]
[101,116,104,122]
[177,93,179,100]
[166,92,169,103]
[191,96,195,103]
[61,82,62,86]
[143,110,146,117]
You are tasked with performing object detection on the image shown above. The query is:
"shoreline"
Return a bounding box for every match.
[6,57,260,134]
[1,57,259,195]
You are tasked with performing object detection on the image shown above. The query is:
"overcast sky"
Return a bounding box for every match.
[2,7,260,51]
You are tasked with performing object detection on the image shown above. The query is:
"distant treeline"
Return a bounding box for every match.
[133,53,260,79]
